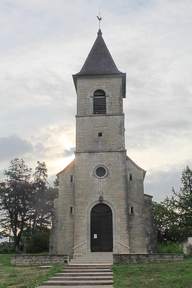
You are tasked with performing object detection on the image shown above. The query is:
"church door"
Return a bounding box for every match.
[91,203,113,252]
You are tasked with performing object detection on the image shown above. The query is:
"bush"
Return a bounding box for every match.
[0,246,9,254]
[26,230,49,253]
[158,241,184,254]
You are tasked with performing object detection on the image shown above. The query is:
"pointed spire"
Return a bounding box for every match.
[73,30,126,98]
[75,30,123,76]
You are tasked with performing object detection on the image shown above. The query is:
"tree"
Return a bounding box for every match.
[53,175,59,189]
[171,166,192,238]
[153,199,179,242]
[0,158,33,252]
[0,158,58,252]
[29,161,58,235]
[153,166,192,243]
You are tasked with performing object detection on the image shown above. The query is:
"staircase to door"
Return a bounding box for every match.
[38,252,113,287]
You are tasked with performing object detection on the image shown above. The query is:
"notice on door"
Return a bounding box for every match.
[94,234,97,239]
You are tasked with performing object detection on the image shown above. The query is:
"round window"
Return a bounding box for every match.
[95,166,108,178]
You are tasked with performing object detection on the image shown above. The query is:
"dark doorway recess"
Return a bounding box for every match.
[91,203,113,252]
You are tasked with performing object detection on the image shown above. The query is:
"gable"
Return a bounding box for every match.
[57,159,75,176]
[126,156,146,180]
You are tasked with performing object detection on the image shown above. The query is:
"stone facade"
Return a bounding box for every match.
[49,29,158,257]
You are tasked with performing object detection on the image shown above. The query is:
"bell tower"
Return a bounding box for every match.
[72,29,130,254]
[73,29,126,154]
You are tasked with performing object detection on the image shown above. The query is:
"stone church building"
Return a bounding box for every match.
[49,29,157,258]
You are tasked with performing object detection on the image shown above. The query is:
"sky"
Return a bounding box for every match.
[0,0,191,203]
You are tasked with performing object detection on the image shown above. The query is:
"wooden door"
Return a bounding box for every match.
[91,203,113,252]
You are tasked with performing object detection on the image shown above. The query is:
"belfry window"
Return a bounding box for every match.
[93,89,106,114]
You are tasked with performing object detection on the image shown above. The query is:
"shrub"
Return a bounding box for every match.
[158,241,184,254]
[26,230,49,253]
[0,246,9,254]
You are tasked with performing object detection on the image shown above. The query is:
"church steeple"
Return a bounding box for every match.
[77,29,122,75]
[73,30,126,97]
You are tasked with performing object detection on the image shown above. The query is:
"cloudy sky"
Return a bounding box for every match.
[0,0,191,202]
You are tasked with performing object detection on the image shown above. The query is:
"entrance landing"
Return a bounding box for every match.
[70,252,113,265]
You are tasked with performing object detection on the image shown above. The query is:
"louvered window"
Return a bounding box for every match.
[93,90,106,114]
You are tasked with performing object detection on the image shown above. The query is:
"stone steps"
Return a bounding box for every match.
[40,266,113,288]
[38,265,113,287]
[54,272,113,276]
[49,276,113,281]
[57,268,113,272]
[40,286,113,288]
[37,253,113,287]
[40,280,113,285]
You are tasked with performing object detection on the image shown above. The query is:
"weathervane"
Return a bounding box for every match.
[97,11,102,29]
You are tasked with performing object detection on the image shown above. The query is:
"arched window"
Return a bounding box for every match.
[93,89,106,114]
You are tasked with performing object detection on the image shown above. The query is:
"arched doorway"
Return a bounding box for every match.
[91,203,113,252]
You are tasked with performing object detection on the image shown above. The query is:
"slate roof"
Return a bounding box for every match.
[76,29,123,76]
[73,29,126,97]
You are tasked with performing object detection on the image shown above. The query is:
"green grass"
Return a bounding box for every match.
[112,258,192,288]
[0,254,64,288]
[1,254,192,288]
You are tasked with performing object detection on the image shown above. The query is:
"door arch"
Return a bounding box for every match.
[91,203,113,252]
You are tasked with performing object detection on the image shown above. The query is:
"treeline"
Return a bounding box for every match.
[0,158,58,253]
[1,159,191,254]
[153,166,192,247]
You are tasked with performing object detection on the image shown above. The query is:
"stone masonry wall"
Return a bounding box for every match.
[76,114,125,153]
[144,194,158,253]
[57,161,75,256]
[113,253,184,265]
[11,255,69,266]
[127,159,147,254]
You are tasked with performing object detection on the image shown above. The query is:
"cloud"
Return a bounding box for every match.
[0,135,33,161]
[145,166,182,203]
[62,147,75,158]
[0,0,191,202]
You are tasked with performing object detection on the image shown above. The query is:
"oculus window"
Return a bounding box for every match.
[94,165,108,179]
[93,89,106,114]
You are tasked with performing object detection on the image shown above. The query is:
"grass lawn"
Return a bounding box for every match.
[0,254,64,288]
[1,254,192,288]
[112,257,192,288]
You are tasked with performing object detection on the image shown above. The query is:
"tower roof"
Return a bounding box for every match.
[73,29,126,97]
[76,29,123,75]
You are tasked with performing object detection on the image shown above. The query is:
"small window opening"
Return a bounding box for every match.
[98,132,102,137]
[130,206,134,214]
[131,206,134,214]
[70,175,74,182]
[93,89,106,114]
[69,206,74,214]
[130,174,133,181]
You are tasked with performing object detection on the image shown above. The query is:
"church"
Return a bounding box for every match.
[49,29,157,258]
